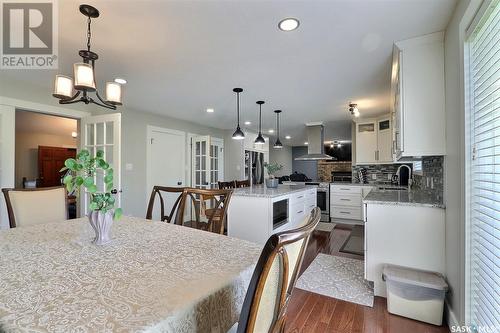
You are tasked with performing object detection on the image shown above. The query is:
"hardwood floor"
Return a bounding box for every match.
[285,225,449,333]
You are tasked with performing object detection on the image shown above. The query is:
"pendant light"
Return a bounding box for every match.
[52,5,123,110]
[274,110,283,149]
[232,88,245,140]
[254,101,266,145]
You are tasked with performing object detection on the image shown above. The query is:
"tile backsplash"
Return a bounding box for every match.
[351,156,444,194]
[412,156,444,193]
[352,164,411,185]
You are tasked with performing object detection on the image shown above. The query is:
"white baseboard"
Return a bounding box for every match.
[446,300,460,329]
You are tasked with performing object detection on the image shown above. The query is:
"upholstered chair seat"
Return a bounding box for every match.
[2,187,67,228]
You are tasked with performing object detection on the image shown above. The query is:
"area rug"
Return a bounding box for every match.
[315,222,336,233]
[296,253,374,307]
[339,225,364,256]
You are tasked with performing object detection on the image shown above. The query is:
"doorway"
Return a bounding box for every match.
[15,110,78,218]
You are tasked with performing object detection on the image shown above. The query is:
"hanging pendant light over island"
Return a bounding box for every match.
[232,88,245,140]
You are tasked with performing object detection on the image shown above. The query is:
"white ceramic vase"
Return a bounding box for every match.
[88,210,114,245]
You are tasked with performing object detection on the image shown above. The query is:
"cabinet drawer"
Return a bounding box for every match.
[291,202,305,216]
[330,193,361,207]
[330,206,362,220]
[330,185,363,195]
[305,199,317,212]
[289,192,306,205]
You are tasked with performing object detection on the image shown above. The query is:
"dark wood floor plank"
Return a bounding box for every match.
[284,224,449,333]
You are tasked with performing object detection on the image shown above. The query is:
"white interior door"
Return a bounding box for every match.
[80,113,121,215]
[191,136,224,189]
[210,138,224,188]
[147,127,186,221]
[192,136,211,189]
[0,105,15,229]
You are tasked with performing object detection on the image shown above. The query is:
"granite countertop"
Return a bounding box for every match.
[232,184,316,198]
[363,188,445,209]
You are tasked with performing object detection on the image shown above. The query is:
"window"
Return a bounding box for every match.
[466,0,500,330]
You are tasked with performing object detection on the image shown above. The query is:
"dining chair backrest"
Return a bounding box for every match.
[180,187,233,234]
[235,180,250,188]
[146,186,187,224]
[2,186,67,228]
[218,181,236,189]
[236,207,321,333]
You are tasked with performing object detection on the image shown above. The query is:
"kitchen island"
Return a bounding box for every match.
[227,185,317,244]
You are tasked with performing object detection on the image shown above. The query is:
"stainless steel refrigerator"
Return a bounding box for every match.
[244,150,264,185]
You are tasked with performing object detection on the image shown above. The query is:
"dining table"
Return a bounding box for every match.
[0,216,262,333]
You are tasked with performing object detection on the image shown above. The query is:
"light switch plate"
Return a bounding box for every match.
[125,163,133,171]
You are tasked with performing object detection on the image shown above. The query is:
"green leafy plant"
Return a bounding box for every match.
[60,149,122,220]
[264,162,283,179]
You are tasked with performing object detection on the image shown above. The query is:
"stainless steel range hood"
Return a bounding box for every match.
[295,123,335,161]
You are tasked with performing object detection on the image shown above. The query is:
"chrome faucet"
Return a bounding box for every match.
[396,164,413,189]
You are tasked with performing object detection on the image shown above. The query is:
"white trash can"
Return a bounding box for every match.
[382,265,448,326]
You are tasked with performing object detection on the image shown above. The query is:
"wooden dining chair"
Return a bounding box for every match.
[181,188,233,234]
[146,186,188,224]
[2,186,68,228]
[235,180,250,188]
[234,207,321,333]
[218,181,236,189]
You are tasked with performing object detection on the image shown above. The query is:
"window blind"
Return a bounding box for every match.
[467,0,500,331]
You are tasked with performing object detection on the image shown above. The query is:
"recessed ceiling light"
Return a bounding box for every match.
[268,129,275,133]
[278,18,300,32]
[304,141,308,145]
[244,121,251,125]
[285,135,291,139]
[206,108,214,113]
[114,78,127,84]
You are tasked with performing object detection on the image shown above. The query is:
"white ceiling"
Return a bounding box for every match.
[2,0,456,146]
[16,110,77,137]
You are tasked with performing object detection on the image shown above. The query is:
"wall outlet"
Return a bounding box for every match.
[388,174,392,180]
[371,174,377,180]
[125,163,133,171]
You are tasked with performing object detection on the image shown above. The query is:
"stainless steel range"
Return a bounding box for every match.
[304,182,330,222]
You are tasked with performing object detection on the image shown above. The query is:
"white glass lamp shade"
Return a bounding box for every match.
[73,63,96,91]
[53,75,73,99]
[105,82,122,105]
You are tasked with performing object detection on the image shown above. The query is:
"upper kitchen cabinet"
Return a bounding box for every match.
[391,32,446,159]
[354,115,392,165]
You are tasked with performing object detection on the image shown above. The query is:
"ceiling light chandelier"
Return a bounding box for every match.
[52,5,123,110]
[255,101,266,145]
[273,110,283,149]
[349,103,360,117]
[232,88,245,140]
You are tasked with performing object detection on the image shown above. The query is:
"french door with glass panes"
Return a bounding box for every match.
[80,113,121,215]
[192,136,224,189]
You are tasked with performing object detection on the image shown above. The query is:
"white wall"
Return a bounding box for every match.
[268,144,292,177]
[120,108,226,218]
[443,0,481,326]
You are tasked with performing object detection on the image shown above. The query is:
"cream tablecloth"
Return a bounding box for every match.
[0,217,261,333]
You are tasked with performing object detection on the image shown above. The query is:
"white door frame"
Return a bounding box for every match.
[146,126,187,202]
[0,96,91,228]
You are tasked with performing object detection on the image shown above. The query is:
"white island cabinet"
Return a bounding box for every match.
[227,185,316,245]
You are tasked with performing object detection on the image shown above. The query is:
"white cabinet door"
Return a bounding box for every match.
[0,105,15,229]
[355,121,377,164]
[377,118,392,163]
[81,113,121,215]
